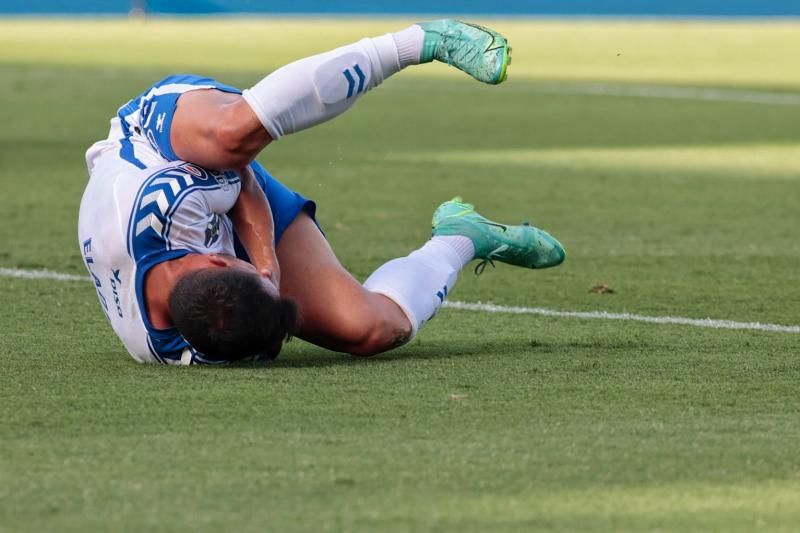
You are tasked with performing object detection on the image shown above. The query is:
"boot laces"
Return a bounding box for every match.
[474,244,509,275]
[440,28,466,66]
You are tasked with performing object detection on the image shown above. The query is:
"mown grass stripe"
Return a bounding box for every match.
[528,82,800,106]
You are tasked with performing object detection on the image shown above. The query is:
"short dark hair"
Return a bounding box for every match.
[168,268,297,362]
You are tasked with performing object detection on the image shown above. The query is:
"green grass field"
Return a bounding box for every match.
[1,18,800,532]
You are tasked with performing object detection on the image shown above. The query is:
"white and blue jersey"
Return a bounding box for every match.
[85,75,242,173]
[78,75,314,365]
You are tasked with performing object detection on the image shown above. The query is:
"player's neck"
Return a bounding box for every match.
[143,256,197,329]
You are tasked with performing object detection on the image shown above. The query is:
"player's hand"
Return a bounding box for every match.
[229,165,282,299]
[258,266,280,299]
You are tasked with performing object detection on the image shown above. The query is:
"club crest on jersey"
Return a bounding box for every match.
[205,215,221,247]
[182,164,203,177]
[210,170,232,191]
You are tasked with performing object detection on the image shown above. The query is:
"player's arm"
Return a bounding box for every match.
[228,166,281,291]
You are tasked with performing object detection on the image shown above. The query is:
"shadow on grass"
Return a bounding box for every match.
[229,339,507,370]
[229,336,653,370]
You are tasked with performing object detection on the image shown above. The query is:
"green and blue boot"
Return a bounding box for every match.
[432,197,566,272]
[417,19,511,84]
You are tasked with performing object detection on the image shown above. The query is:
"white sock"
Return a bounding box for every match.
[242,26,423,140]
[392,24,424,68]
[363,237,475,340]
[432,235,475,267]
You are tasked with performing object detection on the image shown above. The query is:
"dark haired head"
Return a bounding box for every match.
[168,268,297,362]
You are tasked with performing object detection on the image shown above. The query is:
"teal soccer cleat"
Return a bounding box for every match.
[432,197,566,272]
[417,20,512,84]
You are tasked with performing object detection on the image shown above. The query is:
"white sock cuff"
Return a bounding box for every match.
[392,25,424,68]
[431,236,475,268]
[412,238,468,272]
[241,88,283,140]
[362,34,402,82]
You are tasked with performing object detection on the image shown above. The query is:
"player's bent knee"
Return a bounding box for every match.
[209,101,270,168]
[334,304,412,357]
[344,330,406,357]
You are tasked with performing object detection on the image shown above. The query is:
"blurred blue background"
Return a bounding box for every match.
[2,0,800,16]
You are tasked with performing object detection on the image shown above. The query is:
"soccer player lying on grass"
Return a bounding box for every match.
[78,20,566,365]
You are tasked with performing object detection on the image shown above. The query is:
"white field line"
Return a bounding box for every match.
[444,301,800,334]
[0,267,88,282]
[2,267,797,334]
[526,82,800,106]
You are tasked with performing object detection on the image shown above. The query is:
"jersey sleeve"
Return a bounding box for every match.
[128,163,241,262]
[130,75,243,162]
[165,177,240,254]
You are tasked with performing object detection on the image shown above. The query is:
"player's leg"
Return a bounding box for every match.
[361,198,566,340]
[275,213,414,356]
[171,21,511,170]
[276,198,565,357]
[242,20,511,142]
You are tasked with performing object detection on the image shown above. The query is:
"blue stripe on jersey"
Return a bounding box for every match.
[146,336,166,364]
[151,74,242,95]
[119,138,146,169]
[191,353,230,365]
[146,328,188,364]
[119,119,146,169]
[117,74,242,119]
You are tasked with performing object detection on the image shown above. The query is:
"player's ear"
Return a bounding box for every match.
[208,254,227,267]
